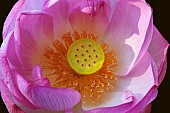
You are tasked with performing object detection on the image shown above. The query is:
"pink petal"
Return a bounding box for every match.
[119,53,157,113]
[108,0,121,21]
[14,72,81,111]
[86,101,133,113]
[126,87,157,113]
[3,0,46,39]
[0,35,37,109]
[133,17,153,67]
[0,87,25,113]
[5,32,24,75]
[14,11,54,71]
[0,81,43,113]
[139,103,152,113]
[84,52,157,112]
[69,0,110,37]
[0,80,15,113]
[31,109,64,113]
[140,0,146,2]
[43,0,81,38]
[148,26,169,85]
[3,0,24,39]
[157,58,167,86]
[105,0,152,76]
[29,87,80,111]
[0,79,63,113]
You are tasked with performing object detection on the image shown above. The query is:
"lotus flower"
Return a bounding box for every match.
[0,0,169,113]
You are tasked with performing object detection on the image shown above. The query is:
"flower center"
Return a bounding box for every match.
[42,31,118,104]
[67,38,105,75]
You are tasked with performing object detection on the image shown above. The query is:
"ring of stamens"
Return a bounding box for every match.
[42,31,118,104]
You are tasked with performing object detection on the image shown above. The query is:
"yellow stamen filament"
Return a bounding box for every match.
[42,31,118,104]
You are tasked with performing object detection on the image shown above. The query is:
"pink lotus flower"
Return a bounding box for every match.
[0,0,169,113]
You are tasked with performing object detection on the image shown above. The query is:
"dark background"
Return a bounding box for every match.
[0,0,169,113]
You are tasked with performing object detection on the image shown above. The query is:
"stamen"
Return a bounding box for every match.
[42,31,118,104]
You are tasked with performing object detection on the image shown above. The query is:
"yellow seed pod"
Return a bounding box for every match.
[67,38,105,75]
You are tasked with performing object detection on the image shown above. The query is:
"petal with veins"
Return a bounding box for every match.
[43,0,81,38]
[14,71,81,111]
[105,0,152,76]
[14,11,54,72]
[69,0,110,38]
[3,0,46,39]
[148,26,169,85]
